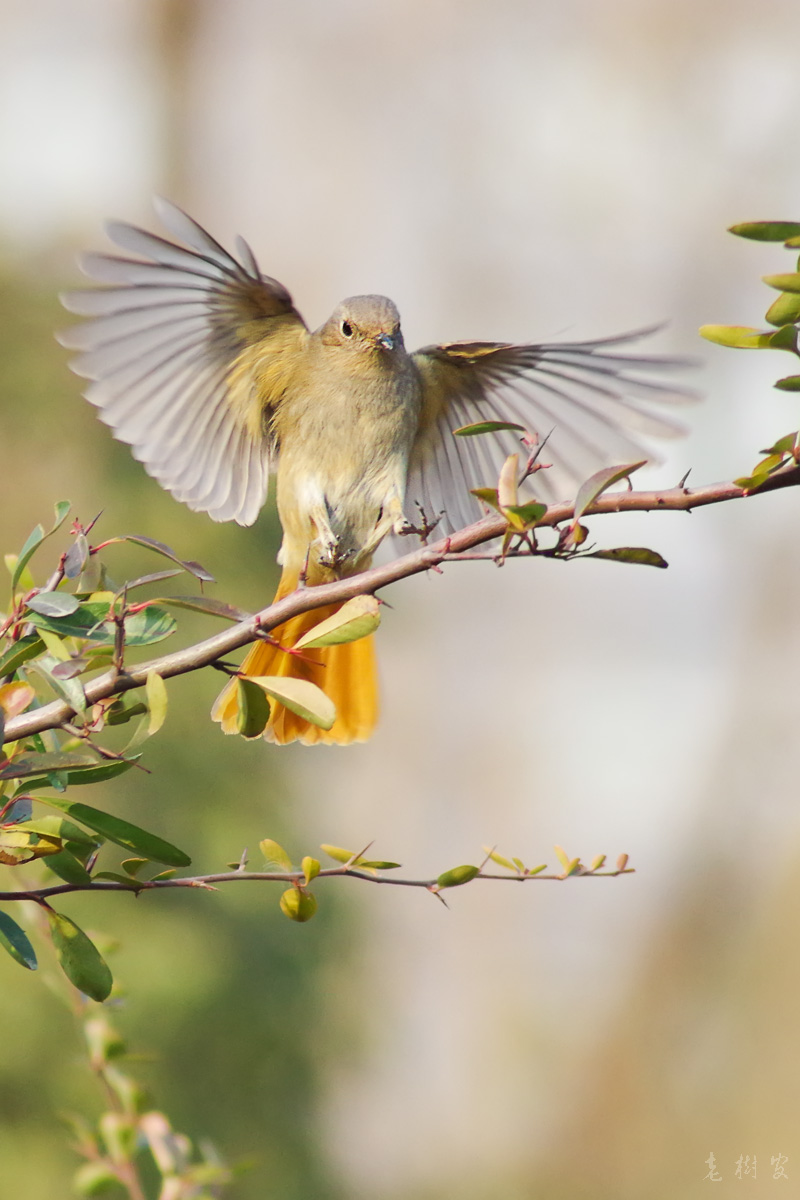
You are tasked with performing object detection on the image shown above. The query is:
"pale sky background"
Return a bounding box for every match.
[2,1,799,1195]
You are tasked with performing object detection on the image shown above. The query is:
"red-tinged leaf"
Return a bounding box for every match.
[121,569,183,592]
[586,547,668,568]
[729,221,800,242]
[117,535,214,582]
[153,595,251,622]
[0,682,36,719]
[47,910,112,1001]
[63,533,89,580]
[0,910,37,969]
[574,462,647,520]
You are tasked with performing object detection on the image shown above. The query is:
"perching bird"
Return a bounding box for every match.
[59,199,692,745]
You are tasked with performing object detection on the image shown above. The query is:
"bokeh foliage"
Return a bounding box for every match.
[0,270,350,1199]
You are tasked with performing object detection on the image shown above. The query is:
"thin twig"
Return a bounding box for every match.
[4,462,799,744]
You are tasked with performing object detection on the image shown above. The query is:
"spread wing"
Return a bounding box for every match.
[408,330,696,532]
[58,198,308,525]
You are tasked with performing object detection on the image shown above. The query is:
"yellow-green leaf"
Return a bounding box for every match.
[247,675,335,731]
[699,324,774,349]
[765,291,800,327]
[144,670,168,736]
[763,272,800,294]
[294,595,381,650]
[320,844,356,864]
[260,838,293,872]
[302,856,321,885]
[279,887,318,922]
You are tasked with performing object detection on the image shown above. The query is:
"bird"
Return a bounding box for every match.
[59,199,693,746]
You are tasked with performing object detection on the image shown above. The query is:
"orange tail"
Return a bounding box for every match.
[211,569,378,745]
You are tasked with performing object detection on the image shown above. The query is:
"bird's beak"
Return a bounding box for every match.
[375,332,394,352]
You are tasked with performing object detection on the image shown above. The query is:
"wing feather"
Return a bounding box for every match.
[59,199,307,525]
[408,328,697,531]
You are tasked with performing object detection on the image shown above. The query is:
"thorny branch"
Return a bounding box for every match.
[4,461,800,744]
[0,861,635,904]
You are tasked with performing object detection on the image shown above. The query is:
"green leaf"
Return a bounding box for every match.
[235,678,271,739]
[47,910,112,1001]
[38,797,191,867]
[0,909,37,969]
[586,546,668,568]
[260,838,293,872]
[470,487,501,510]
[0,752,100,780]
[436,864,480,889]
[357,859,402,871]
[121,857,148,877]
[145,671,168,736]
[765,292,800,327]
[294,595,381,649]
[11,524,44,594]
[775,375,800,391]
[73,1159,123,1196]
[729,221,800,242]
[10,503,71,595]
[104,697,148,726]
[29,654,87,713]
[320,844,357,864]
[503,501,548,531]
[279,887,318,922]
[25,592,81,618]
[13,754,138,790]
[0,634,44,677]
[248,675,336,731]
[45,849,94,885]
[12,816,98,846]
[115,605,177,647]
[26,598,177,647]
[574,461,647,520]
[769,324,799,352]
[454,420,526,437]
[763,272,800,294]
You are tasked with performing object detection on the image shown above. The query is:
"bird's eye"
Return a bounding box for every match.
[341,320,353,338]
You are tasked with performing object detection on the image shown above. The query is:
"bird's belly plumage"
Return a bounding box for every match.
[274,369,421,578]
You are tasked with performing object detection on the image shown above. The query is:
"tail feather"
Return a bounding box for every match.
[211,569,378,745]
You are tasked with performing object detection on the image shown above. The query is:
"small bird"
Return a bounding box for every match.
[59,199,691,745]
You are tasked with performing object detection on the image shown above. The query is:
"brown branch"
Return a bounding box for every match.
[0,862,635,903]
[5,462,799,744]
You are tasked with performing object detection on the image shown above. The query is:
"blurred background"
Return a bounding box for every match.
[2,0,800,1196]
